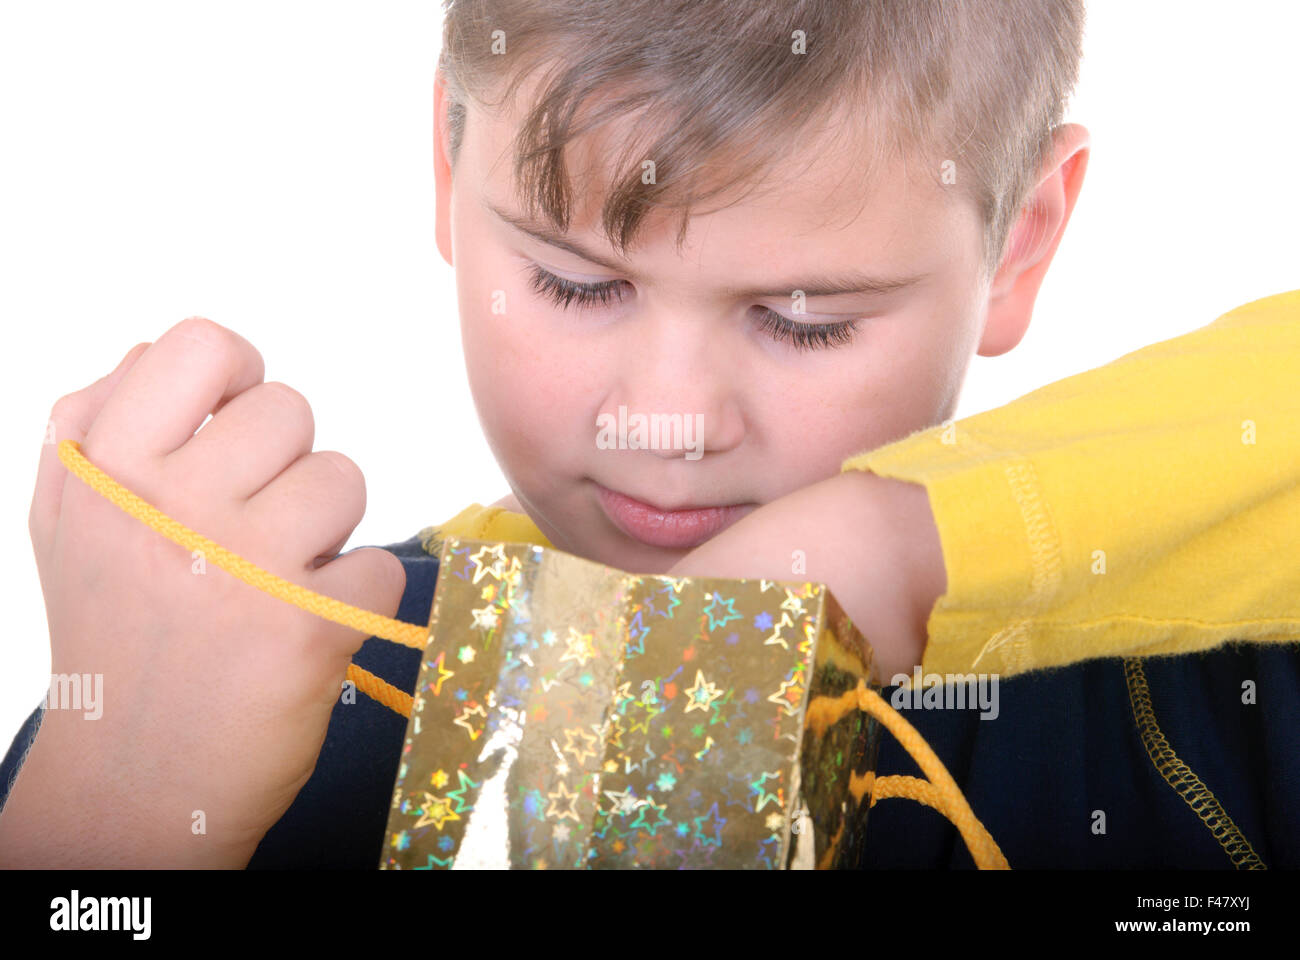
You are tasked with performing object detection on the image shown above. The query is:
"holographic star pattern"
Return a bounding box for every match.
[380,538,878,871]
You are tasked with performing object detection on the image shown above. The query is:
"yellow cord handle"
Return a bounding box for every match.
[856,685,1010,869]
[56,439,419,713]
[58,437,1008,869]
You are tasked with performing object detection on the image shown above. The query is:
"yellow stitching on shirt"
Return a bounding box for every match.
[1124,657,1267,869]
[973,456,1063,672]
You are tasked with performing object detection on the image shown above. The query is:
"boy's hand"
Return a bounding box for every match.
[665,470,946,681]
[0,317,405,867]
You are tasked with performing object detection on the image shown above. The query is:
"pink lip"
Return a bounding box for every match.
[594,482,755,550]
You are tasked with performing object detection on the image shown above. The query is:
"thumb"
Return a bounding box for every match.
[309,545,409,655]
[30,341,153,563]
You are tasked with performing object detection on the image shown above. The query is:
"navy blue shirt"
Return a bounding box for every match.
[3,531,1297,868]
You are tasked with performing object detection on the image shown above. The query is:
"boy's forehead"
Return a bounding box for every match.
[467,75,968,281]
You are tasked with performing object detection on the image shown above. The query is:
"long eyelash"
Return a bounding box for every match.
[753,308,860,352]
[525,262,859,351]
[525,263,628,310]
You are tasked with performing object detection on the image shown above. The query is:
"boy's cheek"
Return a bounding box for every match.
[465,340,583,476]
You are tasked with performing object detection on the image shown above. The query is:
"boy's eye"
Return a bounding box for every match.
[751,308,861,352]
[524,262,861,351]
[525,262,629,311]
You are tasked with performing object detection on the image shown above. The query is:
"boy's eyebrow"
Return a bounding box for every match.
[485,198,928,298]
[486,199,631,273]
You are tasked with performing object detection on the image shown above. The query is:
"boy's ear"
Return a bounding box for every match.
[978,123,1091,357]
[434,70,454,268]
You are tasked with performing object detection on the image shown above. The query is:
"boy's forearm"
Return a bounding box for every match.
[666,470,945,681]
[0,715,260,869]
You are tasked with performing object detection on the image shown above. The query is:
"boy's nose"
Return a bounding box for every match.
[599,320,746,459]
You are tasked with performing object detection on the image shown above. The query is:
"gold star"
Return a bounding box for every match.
[560,627,596,667]
[414,792,459,830]
[546,780,583,823]
[798,621,817,656]
[684,669,724,714]
[767,677,804,717]
[426,650,455,696]
[602,712,626,749]
[505,554,523,583]
[469,543,509,584]
[471,604,500,630]
[430,769,449,788]
[453,702,488,740]
[765,811,786,832]
[764,611,794,650]
[562,726,599,766]
[603,786,644,817]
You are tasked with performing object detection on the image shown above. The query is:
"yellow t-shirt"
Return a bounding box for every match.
[434,288,1300,680]
[842,287,1300,677]
[422,502,552,551]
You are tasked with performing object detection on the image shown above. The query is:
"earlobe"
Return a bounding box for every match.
[433,72,454,268]
[977,123,1091,358]
[977,297,1032,357]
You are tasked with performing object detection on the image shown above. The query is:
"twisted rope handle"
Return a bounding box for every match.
[855,683,1010,869]
[56,439,420,714]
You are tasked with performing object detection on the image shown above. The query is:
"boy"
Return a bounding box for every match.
[2,0,1297,868]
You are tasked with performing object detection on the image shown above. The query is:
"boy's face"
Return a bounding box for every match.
[436,74,1004,574]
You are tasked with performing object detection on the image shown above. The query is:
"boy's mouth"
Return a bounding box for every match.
[593,482,755,551]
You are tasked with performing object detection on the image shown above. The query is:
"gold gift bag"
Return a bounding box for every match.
[380,537,882,870]
[55,439,1009,869]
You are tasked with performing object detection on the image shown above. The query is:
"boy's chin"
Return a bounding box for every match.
[575,531,691,576]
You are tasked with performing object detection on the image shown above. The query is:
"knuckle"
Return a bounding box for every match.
[317,451,366,500]
[175,317,265,379]
[175,315,232,347]
[261,381,315,430]
[49,392,80,422]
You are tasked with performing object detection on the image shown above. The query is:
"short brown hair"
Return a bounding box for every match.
[438,0,1085,281]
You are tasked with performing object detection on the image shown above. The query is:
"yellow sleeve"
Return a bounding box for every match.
[841,288,1300,678]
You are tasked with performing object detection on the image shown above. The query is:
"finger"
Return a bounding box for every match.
[88,316,265,467]
[170,380,315,504]
[241,450,367,567]
[30,341,152,559]
[309,546,408,654]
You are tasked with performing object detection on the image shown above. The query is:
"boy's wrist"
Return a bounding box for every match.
[815,469,945,679]
[0,714,260,868]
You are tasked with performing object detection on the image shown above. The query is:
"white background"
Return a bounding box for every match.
[1,2,1296,750]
